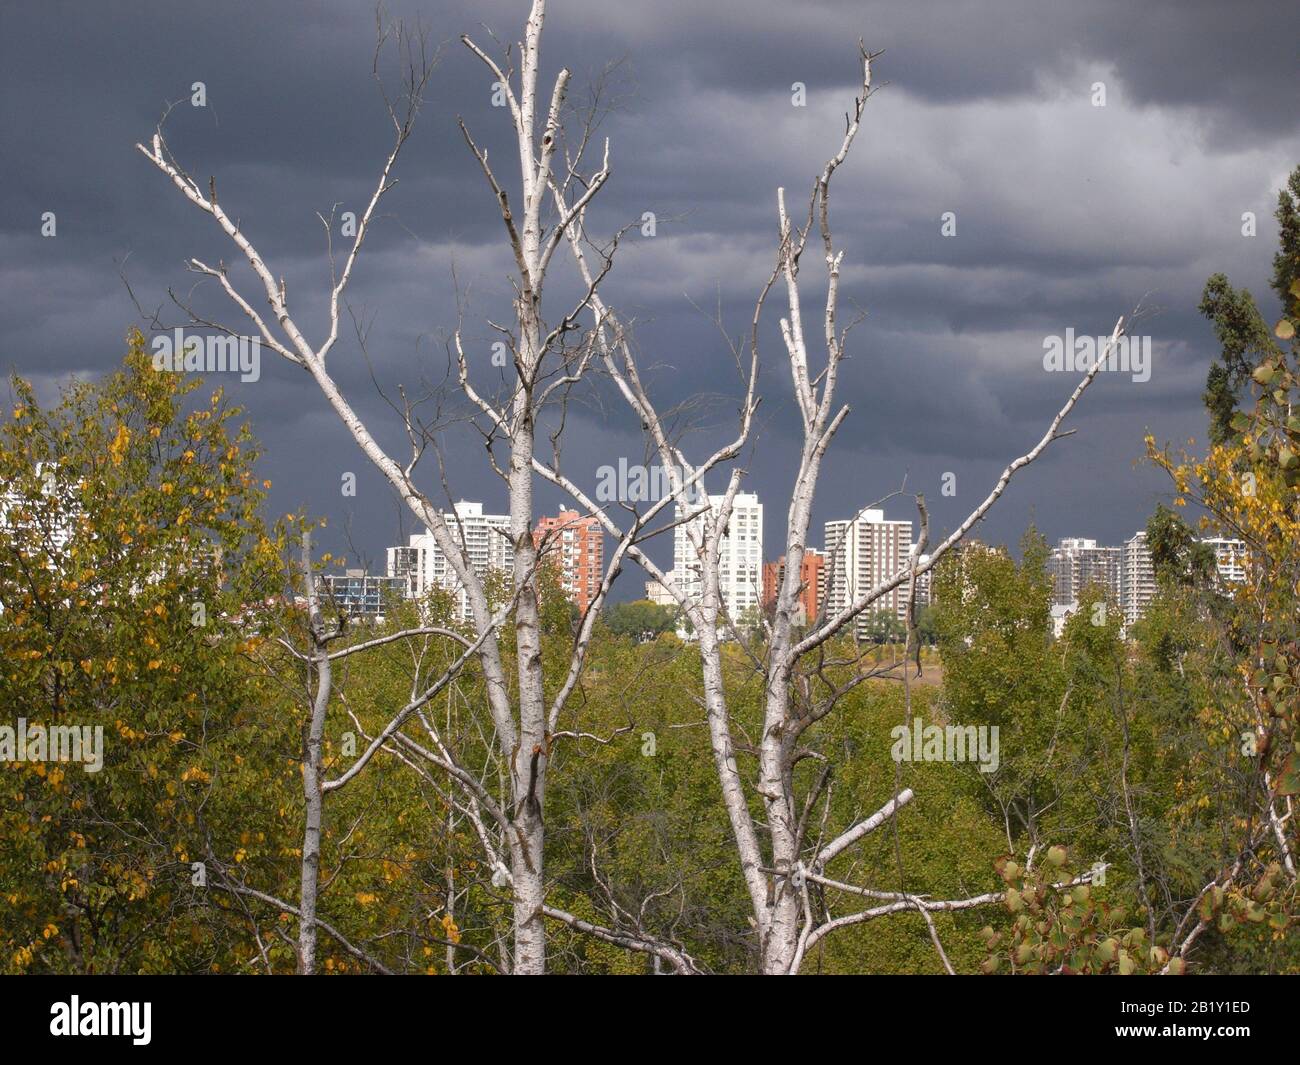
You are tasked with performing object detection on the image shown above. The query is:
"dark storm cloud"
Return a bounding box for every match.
[1,0,1296,584]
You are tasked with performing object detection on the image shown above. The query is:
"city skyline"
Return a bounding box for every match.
[334,489,1248,632]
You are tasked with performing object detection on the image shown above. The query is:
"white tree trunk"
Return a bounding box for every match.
[298,533,330,975]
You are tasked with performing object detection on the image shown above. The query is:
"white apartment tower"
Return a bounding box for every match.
[1121,530,1156,629]
[387,500,511,621]
[673,492,763,625]
[1203,537,1246,585]
[1047,537,1121,609]
[0,463,76,553]
[824,509,914,639]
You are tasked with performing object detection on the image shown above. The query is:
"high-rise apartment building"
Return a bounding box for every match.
[533,509,604,615]
[322,569,407,620]
[824,508,913,638]
[387,501,511,621]
[1047,537,1121,609]
[1121,530,1155,629]
[1203,537,1246,585]
[914,555,933,609]
[673,492,763,625]
[0,463,77,553]
[1046,533,1245,633]
[761,549,825,625]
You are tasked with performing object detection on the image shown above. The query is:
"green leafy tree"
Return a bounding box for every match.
[1199,166,1299,444]
[603,599,678,641]
[0,331,288,973]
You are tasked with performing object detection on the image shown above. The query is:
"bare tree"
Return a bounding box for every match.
[200,528,508,973]
[136,3,707,974]
[533,44,1129,973]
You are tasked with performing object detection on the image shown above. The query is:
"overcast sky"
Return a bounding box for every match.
[2,0,1296,589]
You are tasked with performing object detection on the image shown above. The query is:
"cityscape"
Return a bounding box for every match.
[323,493,1246,642]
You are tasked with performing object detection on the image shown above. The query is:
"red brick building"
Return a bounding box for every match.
[533,510,605,615]
[761,549,824,624]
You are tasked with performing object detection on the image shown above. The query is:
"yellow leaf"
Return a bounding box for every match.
[109,424,131,465]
